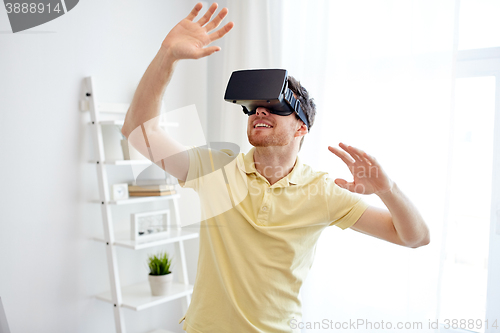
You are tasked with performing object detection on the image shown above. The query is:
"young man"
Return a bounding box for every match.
[121,3,430,332]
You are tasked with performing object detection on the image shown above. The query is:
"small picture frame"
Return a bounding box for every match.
[112,183,129,201]
[131,209,171,241]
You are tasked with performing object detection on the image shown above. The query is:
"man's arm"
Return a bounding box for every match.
[329,143,430,248]
[121,47,189,182]
[351,188,430,248]
[349,206,406,246]
[121,2,233,182]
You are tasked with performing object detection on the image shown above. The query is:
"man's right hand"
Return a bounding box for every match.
[161,2,234,60]
[123,3,232,182]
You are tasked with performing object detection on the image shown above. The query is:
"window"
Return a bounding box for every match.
[459,0,500,50]
[438,76,495,332]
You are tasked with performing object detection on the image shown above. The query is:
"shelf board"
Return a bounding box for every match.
[93,120,179,127]
[94,229,199,250]
[89,159,153,166]
[96,281,193,311]
[94,194,180,205]
[110,159,151,165]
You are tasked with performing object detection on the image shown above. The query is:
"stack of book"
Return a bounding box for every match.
[128,184,176,197]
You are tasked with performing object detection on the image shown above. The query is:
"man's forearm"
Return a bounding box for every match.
[377,183,430,248]
[122,46,178,137]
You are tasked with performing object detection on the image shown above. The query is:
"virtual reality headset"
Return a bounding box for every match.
[224,69,310,130]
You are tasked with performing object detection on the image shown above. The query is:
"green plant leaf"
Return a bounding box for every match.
[147,251,173,276]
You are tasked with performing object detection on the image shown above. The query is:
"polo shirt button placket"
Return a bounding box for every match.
[259,186,271,224]
[258,204,269,225]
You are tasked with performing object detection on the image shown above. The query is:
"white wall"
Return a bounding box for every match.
[0,1,212,332]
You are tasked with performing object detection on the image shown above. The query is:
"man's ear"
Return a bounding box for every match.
[294,122,308,138]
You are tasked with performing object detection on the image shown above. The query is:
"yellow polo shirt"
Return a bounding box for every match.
[177,146,369,333]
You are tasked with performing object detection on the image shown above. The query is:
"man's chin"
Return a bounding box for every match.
[248,139,268,147]
[248,135,268,147]
[248,136,288,148]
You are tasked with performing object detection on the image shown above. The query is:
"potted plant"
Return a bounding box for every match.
[147,251,174,296]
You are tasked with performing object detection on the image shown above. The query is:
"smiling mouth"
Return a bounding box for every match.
[254,123,273,129]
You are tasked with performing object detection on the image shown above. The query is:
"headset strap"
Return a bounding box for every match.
[284,89,310,130]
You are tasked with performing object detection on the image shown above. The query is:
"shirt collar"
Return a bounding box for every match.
[237,147,304,186]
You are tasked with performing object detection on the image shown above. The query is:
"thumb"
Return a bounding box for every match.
[335,178,355,192]
[197,46,221,58]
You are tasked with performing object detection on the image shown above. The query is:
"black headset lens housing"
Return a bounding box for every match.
[224,69,310,130]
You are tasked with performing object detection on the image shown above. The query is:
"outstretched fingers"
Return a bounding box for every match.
[341,143,370,164]
[209,21,234,42]
[338,143,361,162]
[186,2,203,21]
[328,146,355,166]
[196,2,218,26]
[350,145,374,165]
[204,7,228,32]
[363,151,378,165]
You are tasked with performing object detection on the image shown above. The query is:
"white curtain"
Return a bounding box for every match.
[207,0,284,152]
[211,0,457,331]
[279,1,456,332]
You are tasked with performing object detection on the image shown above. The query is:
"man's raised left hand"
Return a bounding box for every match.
[328,143,394,196]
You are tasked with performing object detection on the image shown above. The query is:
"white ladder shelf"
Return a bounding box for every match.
[82,76,197,333]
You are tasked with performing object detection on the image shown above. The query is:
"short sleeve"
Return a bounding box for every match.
[176,145,238,192]
[324,177,370,230]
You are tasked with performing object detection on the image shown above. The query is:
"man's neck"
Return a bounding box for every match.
[253,146,299,185]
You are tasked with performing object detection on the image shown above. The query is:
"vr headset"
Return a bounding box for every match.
[224,69,310,130]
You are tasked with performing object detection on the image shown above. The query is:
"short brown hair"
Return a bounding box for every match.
[287,76,316,150]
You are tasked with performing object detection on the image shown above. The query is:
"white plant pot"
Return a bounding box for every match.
[148,273,173,296]
[121,139,148,160]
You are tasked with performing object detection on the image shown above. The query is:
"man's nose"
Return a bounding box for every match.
[255,107,270,116]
